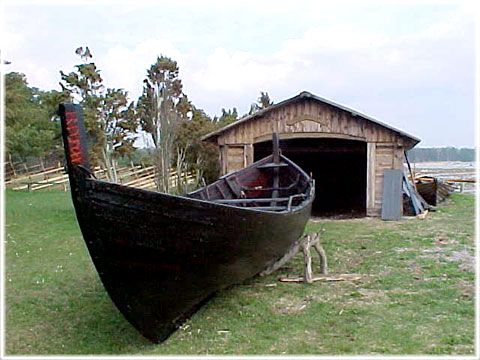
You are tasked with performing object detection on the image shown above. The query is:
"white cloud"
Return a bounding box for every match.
[98,39,186,99]
[2,31,25,58]
[107,3,472,131]
[3,2,474,146]
[5,57,56,90]
[283,25,390,53]
[191,48,290,93]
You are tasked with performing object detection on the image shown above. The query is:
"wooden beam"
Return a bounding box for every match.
[219,145,227,175]
[245,144,254,167]
[393,147,404,170]
[366,142,376,216]
[285,115,329,127]
[271,133,280,205]
[253,132,367,144]
[214,197,290,204]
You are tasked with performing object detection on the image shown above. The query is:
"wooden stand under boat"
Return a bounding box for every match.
[58,103,314,343]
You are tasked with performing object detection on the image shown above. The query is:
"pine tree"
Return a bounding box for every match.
[60,47,137,181]
[5,72,69,162]
[248,91,273,115]
[137,56,190,192]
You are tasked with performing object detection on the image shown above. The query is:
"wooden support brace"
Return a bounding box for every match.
[313,243,328,275]
[279,274,361,282]
[303,241,313,283]
[302,231,328,283]
[259,230,327,282]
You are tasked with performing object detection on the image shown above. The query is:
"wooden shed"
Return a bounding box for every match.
[203,91,420,217]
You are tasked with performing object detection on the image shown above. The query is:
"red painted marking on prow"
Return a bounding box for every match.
[64,110,84,165]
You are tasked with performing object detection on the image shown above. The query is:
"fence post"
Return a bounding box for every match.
[8,154,16,178]
[41,159,46,179]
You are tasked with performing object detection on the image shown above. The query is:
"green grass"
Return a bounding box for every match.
[4,190,476,355]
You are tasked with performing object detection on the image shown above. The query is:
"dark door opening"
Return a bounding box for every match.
[254,137,367,217]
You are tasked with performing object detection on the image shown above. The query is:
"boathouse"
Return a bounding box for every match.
[202,91,420,217]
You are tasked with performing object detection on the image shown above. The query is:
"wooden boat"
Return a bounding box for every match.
[415,176,455,206]
[58,103,314,343]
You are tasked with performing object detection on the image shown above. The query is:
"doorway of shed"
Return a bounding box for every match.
[254,137,367,217]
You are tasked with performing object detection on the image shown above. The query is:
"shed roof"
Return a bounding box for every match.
[202,91,421,146]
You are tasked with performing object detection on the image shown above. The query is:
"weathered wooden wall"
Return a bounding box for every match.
[213,98,414,217]
[369,144,405,216]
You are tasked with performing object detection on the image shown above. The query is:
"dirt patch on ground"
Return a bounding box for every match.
[445,250,475,272]
[394,246,475,273]
[433,234,460,245]
[272,295,316,315]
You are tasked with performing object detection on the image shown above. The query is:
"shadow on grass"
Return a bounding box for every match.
[50,274,155,354]
[7,264,154,355]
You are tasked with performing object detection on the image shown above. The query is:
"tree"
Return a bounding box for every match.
[407,147,475,162]
[5,72,68,162]
[97,89,137,182]
[60,47,137,181]
[248,91,273,115]
[60,47,106,166]
[137,55,190,192]
[215,107,238,128]
[174,107,220,192]
[258,91,273,109]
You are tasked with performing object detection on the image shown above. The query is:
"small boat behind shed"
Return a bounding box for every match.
[58,103,314,343]
[415,176,455,206]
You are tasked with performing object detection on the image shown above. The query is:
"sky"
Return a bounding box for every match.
[2,0,477,147]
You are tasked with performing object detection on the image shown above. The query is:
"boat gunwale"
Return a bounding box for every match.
[81,153,314,215]
[85,177,314,215]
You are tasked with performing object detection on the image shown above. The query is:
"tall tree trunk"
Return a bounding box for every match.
[155,147,164,192]
[194,155,204,189]
[102,147,117,183]
[176,146,188,194]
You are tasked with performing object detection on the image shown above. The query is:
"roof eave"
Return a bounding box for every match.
[201,93,306,141]
[202,91,421,145]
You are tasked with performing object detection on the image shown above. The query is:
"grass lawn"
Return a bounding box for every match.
[4,189,476,355]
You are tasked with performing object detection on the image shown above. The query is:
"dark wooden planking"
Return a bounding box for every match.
[416,178,455,206]
[59,103,314,343]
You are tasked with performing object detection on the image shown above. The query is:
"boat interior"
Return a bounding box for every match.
[188,154,312,212]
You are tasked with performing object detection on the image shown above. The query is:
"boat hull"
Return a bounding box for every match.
[71,169,312,342]
[59,102,314,343]
[415,178,454,206]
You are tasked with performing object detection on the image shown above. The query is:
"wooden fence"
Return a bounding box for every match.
[5,163,196,192]
[4,153,62,182]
